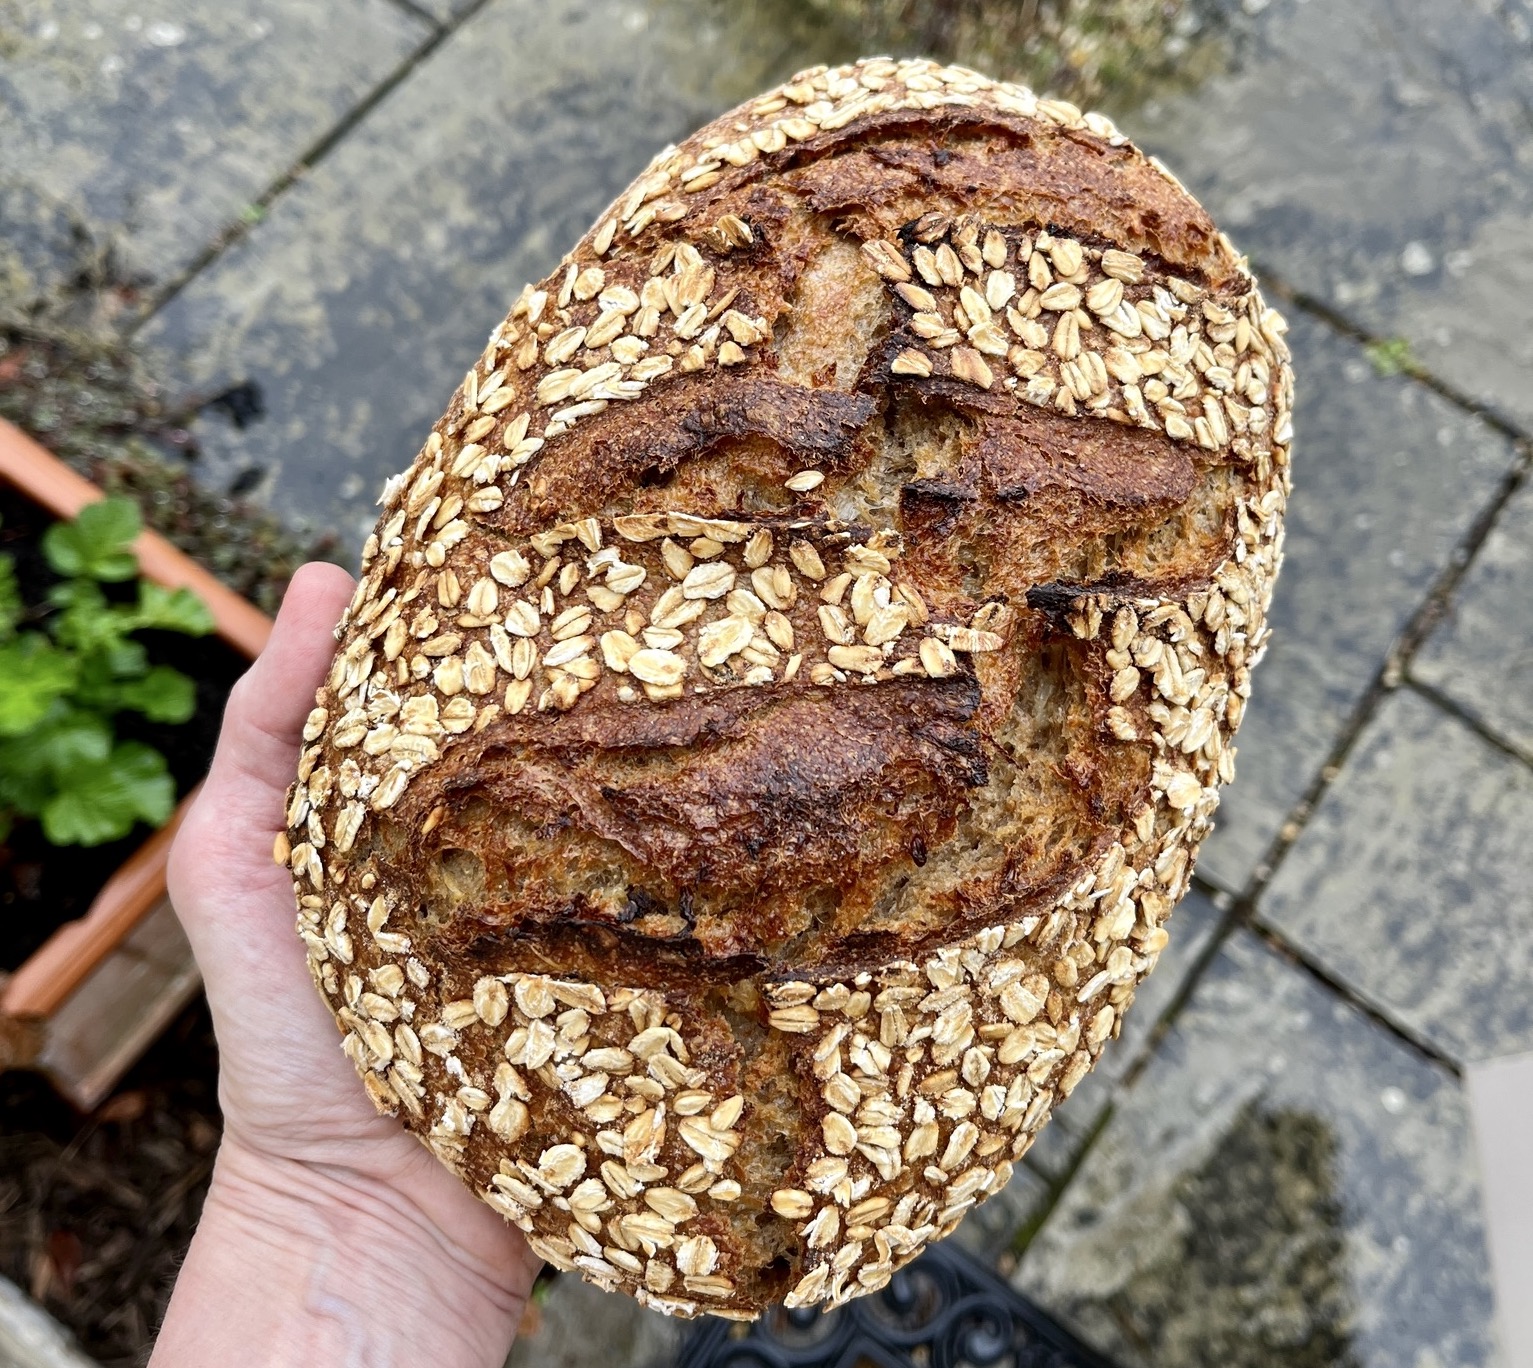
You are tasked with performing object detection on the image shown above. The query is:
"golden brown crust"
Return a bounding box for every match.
[282,58,1292,1318]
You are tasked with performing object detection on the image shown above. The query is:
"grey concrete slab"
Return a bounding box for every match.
[1260,688,1533,1067]
[1125,0,1533,431]
[1196,311,1517,894]
[1413,479,1533,761]
[0,0,429,309]
[1024,887,1225,1182]
[1015,929,1497,1368]
[139,0,853,550]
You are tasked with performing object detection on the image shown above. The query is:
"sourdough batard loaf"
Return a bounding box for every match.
[282,57,1292,1318]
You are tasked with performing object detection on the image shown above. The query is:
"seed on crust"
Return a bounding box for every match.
[1101,248,1146,283]
[474,977,510,1026]
[601,630,640,672]
[628,649,687,687]
[891,349,933,377]
[828,644,882,675]
[951,347,994,389]
[698,615,754,668]
[947,627,1004,653]
[919,637,958,678]
[789,541,827,581]
[822,1113,857,1155]
[682,562,735,600]
[770,1188,813,1219]
[768,1003,821,1033]
[862,238,912,281]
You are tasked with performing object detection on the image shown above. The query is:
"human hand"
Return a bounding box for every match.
[155,563,539,1367]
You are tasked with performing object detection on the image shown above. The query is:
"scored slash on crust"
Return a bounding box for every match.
[284,53,1293,1321]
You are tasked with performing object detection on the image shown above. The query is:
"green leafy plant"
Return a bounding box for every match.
[0,498,214,847]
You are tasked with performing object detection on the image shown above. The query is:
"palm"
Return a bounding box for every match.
[167,564,525,1263]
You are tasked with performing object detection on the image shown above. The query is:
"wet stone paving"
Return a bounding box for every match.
[4,0,1531,1364]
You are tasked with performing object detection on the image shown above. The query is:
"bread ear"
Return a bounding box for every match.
[289,57,1291,1318]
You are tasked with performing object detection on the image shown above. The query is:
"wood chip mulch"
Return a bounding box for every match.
[0,1001,220,1367]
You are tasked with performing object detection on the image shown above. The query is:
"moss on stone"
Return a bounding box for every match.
[1102,1104,1361,1367]
[794,0,1227,113]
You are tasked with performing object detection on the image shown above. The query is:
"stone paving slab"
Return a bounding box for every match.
[1023,887,1225,1182]
[403,0,473,25]
[139,0,850,550]
[1014,928,1498,1368]
[1195,310,1517,894]
[1260,687,1533,1067]
[1413,478,1533,761]
[1125,0,1533,432]
[0,0,428,309]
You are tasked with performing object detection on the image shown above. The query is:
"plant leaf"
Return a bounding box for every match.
[0,636,78,736]
[48,580,133,663]
[42,498,142,582]
[133,582,215,636]
[36,712,114,777]
[0,712,112,817]
[0,554,21,641]
[41,740,175,846]
[110,665,197,723]
[0,734,57,814]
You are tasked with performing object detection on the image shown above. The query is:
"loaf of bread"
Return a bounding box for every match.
[280,56,1292,1319]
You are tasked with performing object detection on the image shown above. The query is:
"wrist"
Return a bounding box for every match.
[152,1135,534,1367]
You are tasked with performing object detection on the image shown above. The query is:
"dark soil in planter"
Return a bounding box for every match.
[0,999,221,1366]
[0,481,251,971]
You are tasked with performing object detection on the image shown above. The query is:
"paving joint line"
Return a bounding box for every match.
[1034,868,1460,1227]
[1254,269,1532,445]
[126,0,496,336]
[1404,677,1533,770]
[1004,890,1244,1228]
[382,0,447,30]
[1192,876,1462,1075]
[1232,437,1531,901]
[1012,1099,1120,1260]
[1241,917,1463,1076]
[1114,888,1246,1092]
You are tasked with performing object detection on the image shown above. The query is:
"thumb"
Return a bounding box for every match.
[207,561,357,803]
[169,562,355,905]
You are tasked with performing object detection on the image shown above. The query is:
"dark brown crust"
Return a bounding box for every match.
[385,673,988,968]
[510,380,876,530]
[753,108,1234,285]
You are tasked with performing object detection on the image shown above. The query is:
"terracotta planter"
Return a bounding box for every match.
[0,418,271,1107]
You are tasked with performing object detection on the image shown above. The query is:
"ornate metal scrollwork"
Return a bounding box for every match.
[678,1241,1118,1368]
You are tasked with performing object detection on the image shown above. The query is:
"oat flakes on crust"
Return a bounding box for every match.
[282,56,1292,1319]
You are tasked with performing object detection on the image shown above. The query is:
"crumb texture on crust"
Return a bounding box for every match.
[282,57,1293,1319]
